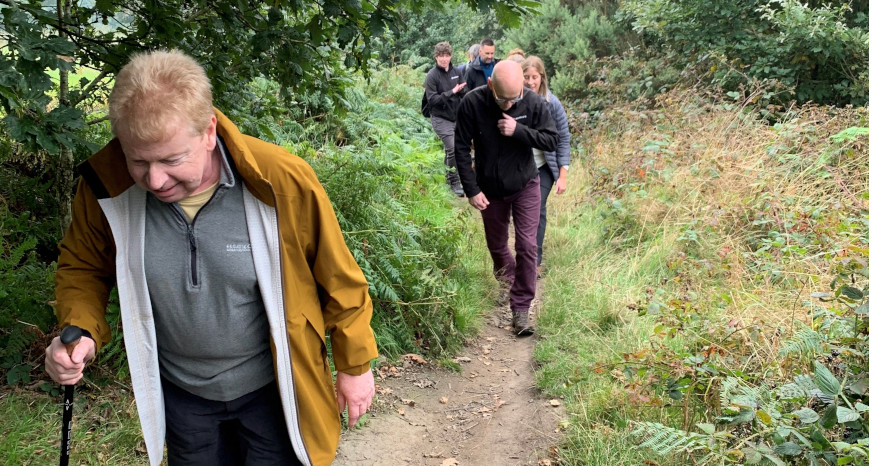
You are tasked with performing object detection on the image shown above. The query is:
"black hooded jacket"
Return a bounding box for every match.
[454,86,559,199]
[424,63,467,121]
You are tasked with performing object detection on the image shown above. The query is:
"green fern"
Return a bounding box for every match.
[631,421,712,456]
[778,325,825,359]
[777,374,817,401]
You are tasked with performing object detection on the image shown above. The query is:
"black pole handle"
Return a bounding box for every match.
[60,326,83,357]
[59,325,82,466]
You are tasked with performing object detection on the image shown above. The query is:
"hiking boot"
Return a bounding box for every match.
[511,311,534,337]
[447,172,465,197]
[451,182,465,197]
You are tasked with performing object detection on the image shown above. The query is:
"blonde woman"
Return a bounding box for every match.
[521,55,571,274]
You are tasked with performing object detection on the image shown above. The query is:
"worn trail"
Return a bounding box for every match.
[335,282,564,465]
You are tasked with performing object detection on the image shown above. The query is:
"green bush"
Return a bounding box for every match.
[621,0,869,106]
[507,0,622,74]
[551,48,683,117]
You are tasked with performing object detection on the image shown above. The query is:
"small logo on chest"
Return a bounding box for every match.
[226,243,252,252]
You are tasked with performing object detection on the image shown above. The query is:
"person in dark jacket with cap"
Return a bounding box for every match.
[425,41,467,196]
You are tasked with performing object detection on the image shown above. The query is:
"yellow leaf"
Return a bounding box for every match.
[756,409,772,425]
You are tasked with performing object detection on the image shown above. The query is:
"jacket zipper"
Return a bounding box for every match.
[187,225,197,286]
[170,188,221,287]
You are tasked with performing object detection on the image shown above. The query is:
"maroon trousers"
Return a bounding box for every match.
[480,177,541,313]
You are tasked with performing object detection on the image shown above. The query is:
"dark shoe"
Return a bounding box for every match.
[511,311,534,337]
[447,172,465,197]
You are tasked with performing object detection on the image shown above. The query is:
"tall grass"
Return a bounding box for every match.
[537,89,868,464]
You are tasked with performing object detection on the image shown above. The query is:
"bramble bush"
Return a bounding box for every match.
[581,88,868,464]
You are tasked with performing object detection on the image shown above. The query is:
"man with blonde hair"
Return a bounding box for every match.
[44,49,377,466]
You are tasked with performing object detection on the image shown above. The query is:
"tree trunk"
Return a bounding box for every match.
[57,0,74,235]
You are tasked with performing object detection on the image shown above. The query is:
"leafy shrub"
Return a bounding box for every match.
[621,0,869,106]
[551,48,683,118]
[0,210,56,386]
[508,0,622,74]
[298,67,474,356]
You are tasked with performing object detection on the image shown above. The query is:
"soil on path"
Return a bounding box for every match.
[335,282,565,466]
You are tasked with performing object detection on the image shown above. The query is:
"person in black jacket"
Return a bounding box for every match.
[463,38,499,91]
[454,61,559,336]
[425,41,467,196]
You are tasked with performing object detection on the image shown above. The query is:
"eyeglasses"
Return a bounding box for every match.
[492,87,523,104]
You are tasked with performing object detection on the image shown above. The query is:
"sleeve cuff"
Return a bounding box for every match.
[338,361,373,376]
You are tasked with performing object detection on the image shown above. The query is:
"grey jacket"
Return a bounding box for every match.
[542,91,571,181]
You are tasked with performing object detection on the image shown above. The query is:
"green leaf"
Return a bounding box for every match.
[838,457,855,465]
[832,441,851,452]
[793,407,820,424]
[697,422,715,434]
[814,361,841,396]
[839,285,865,300]
[811,429,832,450]
[836,406,860,423]
[730,408,756,425]
[821,404,838,429]
[762,454,786,466]
[773,442,802,456]
[854,302,868,315]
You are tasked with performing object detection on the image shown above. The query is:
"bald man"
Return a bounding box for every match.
[454,61,559,336]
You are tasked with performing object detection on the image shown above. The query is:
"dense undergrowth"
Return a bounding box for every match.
[0,65,484,385]
[537,88,868,464]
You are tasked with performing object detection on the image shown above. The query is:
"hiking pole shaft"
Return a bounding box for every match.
[59,325,83,466]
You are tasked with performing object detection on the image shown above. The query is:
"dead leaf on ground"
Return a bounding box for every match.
[495,400,507,409]
[440,396,449,404]
[441,459,459,466]
[549,399,561,407]
[403,353,427,365]
[486,337,495,342]
[375,385,393,395]
[398,408,405,416]
[401,399,416,407]
[413,379,436,389]
[538,459,553,466]
[455,357,472,363]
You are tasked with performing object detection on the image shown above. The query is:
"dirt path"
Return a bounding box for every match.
[335,282,565,465]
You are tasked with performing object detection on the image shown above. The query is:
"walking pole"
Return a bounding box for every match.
[59,325,83,466]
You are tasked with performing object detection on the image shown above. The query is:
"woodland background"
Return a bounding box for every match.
[0,1,869,464]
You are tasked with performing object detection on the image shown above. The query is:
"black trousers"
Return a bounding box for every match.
[162,378,303,466]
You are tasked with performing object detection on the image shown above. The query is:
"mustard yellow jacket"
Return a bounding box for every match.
[55,110,378,466]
